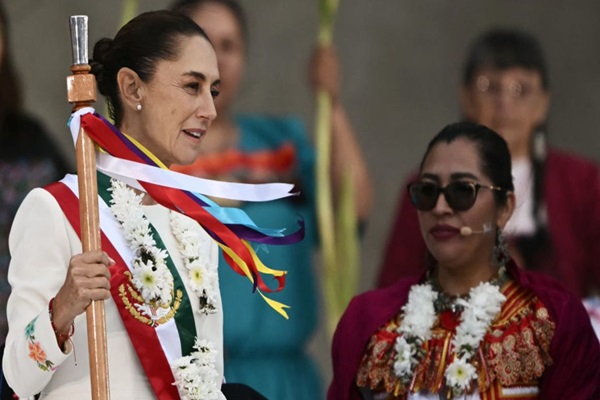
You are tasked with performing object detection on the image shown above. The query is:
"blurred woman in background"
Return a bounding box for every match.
[0,0,70,346]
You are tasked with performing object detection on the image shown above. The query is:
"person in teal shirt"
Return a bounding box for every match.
[171,1,373,398]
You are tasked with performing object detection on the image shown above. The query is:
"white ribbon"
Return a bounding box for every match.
[68,108,297,202]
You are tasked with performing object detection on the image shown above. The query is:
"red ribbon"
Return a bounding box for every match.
[80,113,283,294]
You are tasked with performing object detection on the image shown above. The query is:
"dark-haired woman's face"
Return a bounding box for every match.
[460,67,550,160]
[189,2,245,114]
[417,138,512,270]
[131,35,220,166]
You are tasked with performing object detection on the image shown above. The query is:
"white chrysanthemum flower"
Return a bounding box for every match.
[393,284,437,382]
[172,355,194,370]
[393,336,413,376]
[203,272,219,302]
[170,210,219,313]
[452,334,479,356]
[455,314,485,340]
[132,262,162,302]
[173,338,220,400]
[148,246,167,261]
[153,281,171,304]
[129,230,155,250]
[469,283,505,312]
[188,264,205,289]
[399,284,437,340]
[445,356,477,391]
[464,320,489,339]
[194,338,214,352]
[196,349,217,367]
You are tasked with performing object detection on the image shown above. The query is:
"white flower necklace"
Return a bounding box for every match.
[170,211,219,315]
[109,179,219,315]
[109,179,174,309]
[109,179,221,398]
[172,338,221,400]
[393,275,506,397]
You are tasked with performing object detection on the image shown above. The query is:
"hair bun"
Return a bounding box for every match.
[90,38,114,95]
[91,37,113,65]
[89,59,104,78]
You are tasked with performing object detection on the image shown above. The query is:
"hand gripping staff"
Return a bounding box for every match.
[66,15,110,400]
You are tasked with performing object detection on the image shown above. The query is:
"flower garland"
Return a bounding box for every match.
[109,179,221,397]
[109,179,173,310]
[110,179,219,315]
[170,211,219,314]
[172,338,221,400]
[394,279,506,396]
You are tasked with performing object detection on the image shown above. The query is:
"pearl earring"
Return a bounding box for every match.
[136,104,142,111]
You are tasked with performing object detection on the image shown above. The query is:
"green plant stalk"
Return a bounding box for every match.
[120,0,139,27]
[317,0,338,338]
[316,0,360,339]
[314,89,339,337]
[318,0,339,46]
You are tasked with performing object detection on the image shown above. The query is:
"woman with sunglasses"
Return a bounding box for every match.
[328,122,600,400]
[378,30,600,338]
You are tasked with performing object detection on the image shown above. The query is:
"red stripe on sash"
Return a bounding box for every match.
[45,181,181,399]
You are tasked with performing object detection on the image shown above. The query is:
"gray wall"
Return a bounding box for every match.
[6,0,600,392]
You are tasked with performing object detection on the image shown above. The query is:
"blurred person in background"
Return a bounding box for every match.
[0,2,70,397]
[0,1,70,345]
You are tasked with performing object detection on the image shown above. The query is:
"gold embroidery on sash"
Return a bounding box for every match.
[119,271,182,326]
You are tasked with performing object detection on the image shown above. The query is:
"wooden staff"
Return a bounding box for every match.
[66,15,110,400]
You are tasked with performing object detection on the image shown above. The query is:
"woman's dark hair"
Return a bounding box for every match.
[0,1,23,128]
[90,10,211,126]
[462,28,549,90]
[420,121,514,206]
[170,0,248,42]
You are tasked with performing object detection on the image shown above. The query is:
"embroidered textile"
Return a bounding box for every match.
[356,279,555,399]
[24,317,55,372]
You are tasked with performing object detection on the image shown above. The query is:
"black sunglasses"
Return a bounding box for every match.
[408,181,504,211]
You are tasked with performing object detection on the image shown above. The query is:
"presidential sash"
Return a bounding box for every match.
[46,174,204,399]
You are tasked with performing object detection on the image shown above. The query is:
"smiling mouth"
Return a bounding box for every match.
[183,129,204,139]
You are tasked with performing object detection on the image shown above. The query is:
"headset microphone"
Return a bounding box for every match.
[460,223,492,236]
